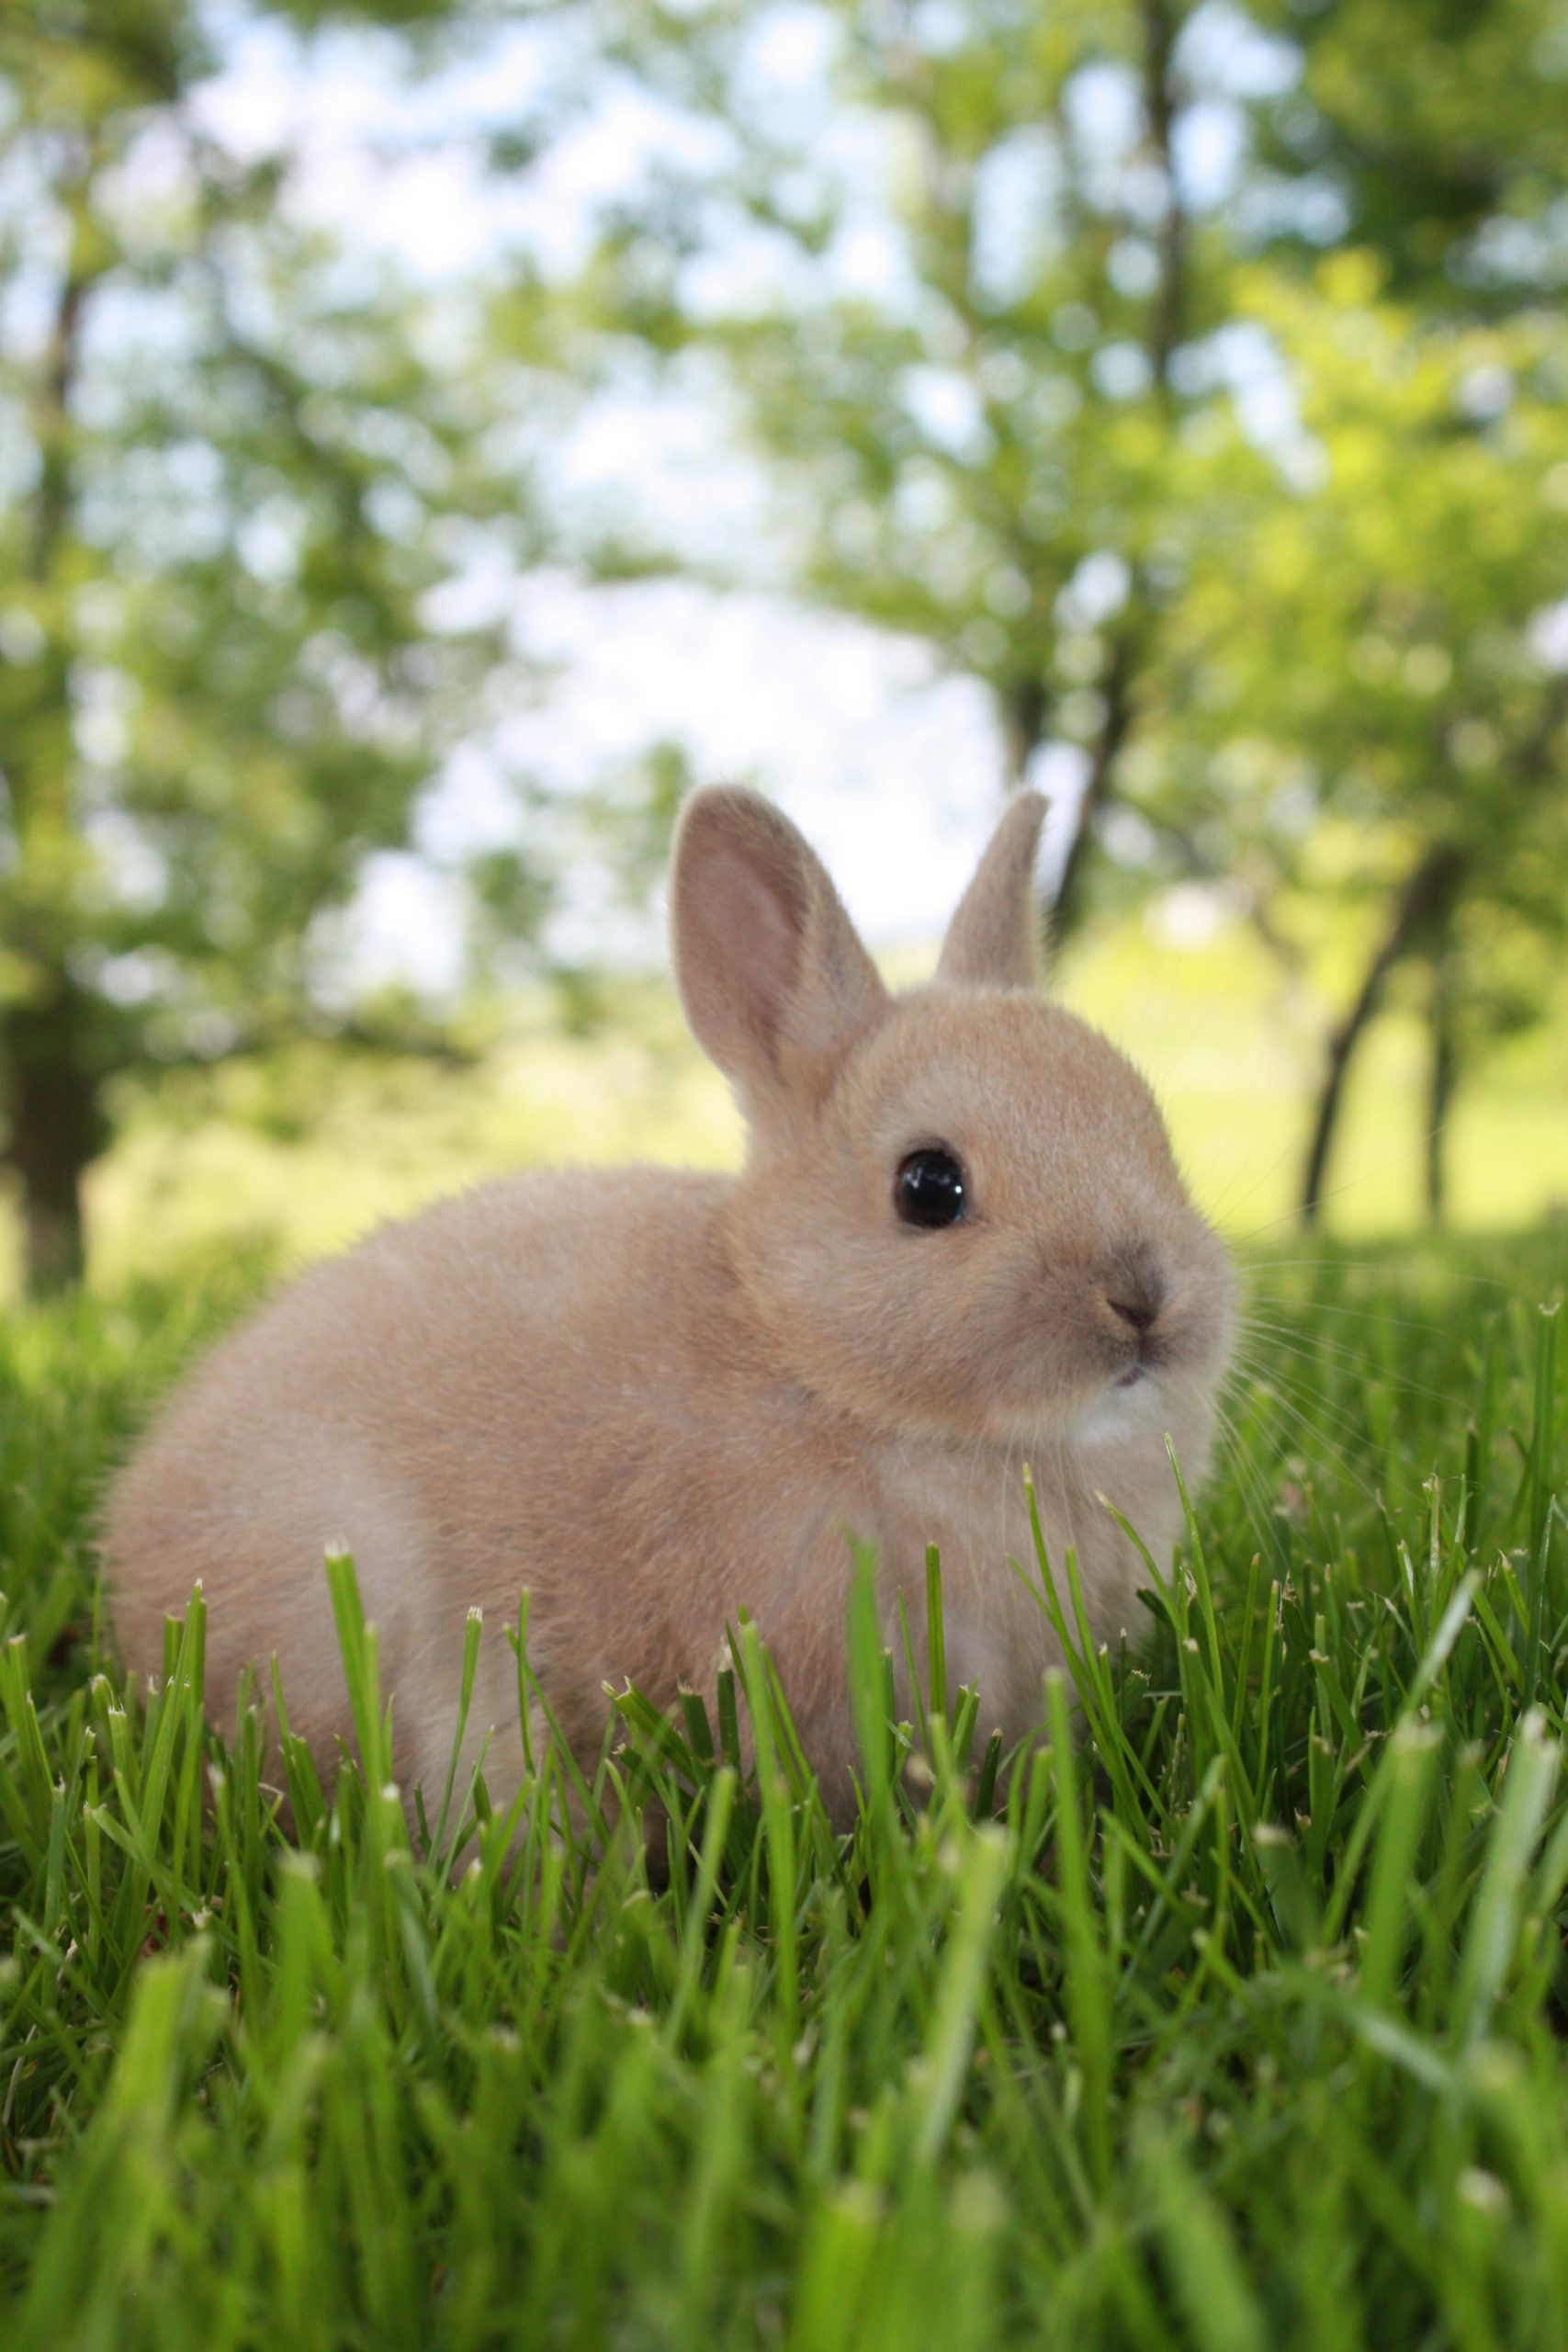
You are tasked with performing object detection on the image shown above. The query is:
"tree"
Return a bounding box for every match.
[1168,0,1568,1219]
[1128,260,1568,1219]
[546,0,1568,1222]
[1245,0,1568,310]
[557,0,1270,916]
[0,1,532,1291]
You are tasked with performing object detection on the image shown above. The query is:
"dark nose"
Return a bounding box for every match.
[1103,1258,1166,1335]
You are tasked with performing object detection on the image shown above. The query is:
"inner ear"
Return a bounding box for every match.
[701,838,811,1064]
[671,787,887,1118]
[936,791,1048,991]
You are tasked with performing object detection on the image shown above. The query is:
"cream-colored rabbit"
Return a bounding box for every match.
[107,788,1235,1825]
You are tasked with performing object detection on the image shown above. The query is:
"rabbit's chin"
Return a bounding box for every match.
[1058,1366,1194,1454]
[949,1368,1179,1459]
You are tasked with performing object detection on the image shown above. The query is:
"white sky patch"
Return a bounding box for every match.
[496,581,1010,941]
[1529,597,1568,673]
[344,582,1045,992]
[1145,878,1248,951]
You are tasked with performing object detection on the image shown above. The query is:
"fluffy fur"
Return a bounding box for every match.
[107,787,1235,1824]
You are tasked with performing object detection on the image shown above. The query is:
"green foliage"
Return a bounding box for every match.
[1247,0,1568,301]
[1147,257,1568,1022]
[0,0,539,1288]
[570,0,1244,797]
[3,1237,1567,2344]
[555,0,1568,1204]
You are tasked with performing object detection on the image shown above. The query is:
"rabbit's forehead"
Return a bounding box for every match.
[848,993,1167,1163]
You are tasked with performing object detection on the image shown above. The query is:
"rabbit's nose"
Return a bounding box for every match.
[1102,1254,1167,1335]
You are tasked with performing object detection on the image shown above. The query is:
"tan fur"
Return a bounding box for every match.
[934,791,1047,991]
[106,786,1235,1826]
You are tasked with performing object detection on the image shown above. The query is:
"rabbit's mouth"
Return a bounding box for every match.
[1066,1376,1162,1448]
[1070,1338,1184,1438]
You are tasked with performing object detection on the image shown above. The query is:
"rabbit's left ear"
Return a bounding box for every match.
[935,791,1048,990]
[671,786,887,1124]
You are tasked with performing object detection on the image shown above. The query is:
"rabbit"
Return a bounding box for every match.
[106,786,1236,1829]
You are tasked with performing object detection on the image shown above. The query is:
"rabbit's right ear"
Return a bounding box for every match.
[935,790,1048,991]
[671,788,888,1122]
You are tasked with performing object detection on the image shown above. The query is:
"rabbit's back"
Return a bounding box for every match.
[107,1166,859,1794]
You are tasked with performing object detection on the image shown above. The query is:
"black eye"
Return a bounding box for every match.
[895,1148,967,1230]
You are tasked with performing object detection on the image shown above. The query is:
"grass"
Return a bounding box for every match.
[1,1231,1566,2348]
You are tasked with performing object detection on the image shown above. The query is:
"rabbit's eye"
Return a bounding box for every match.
[895,1148,967,1230]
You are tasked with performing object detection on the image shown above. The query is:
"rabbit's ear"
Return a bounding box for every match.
[935,791,1048,991]
[672,788,888,1117]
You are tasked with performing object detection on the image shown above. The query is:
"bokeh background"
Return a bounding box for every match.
[3,0,1567,1300]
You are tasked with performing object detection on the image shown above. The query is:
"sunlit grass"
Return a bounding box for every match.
[2,1234,1566,2345]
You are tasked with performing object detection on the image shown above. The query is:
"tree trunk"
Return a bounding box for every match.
[1050,628,1137,939]
[1141,0,1188,400]
[1,985,104,1295]
[1001,677,1047,791]
[2,141,105,1294]
[1300,843,1464,1227]
[1044,2,1182,939]
[1425,949,1457,1227]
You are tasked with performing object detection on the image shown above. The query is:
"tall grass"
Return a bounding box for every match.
[1,1236,1565,2348]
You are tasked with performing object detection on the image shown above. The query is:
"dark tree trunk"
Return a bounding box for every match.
[1001,677,1048,791]
[1000,677,1054,956]
[1300,972,1383,1232]
[1044,2,1181,940]
[1300,843,1464,1227]
[2,145,106,1294]
[1425,950,1457,1227]
[1141,0,1188,400]
[1,985,106,1295]
[1050,628,1137,940]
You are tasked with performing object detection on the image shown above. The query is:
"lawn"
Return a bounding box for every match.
[2,1231,1566,2349]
